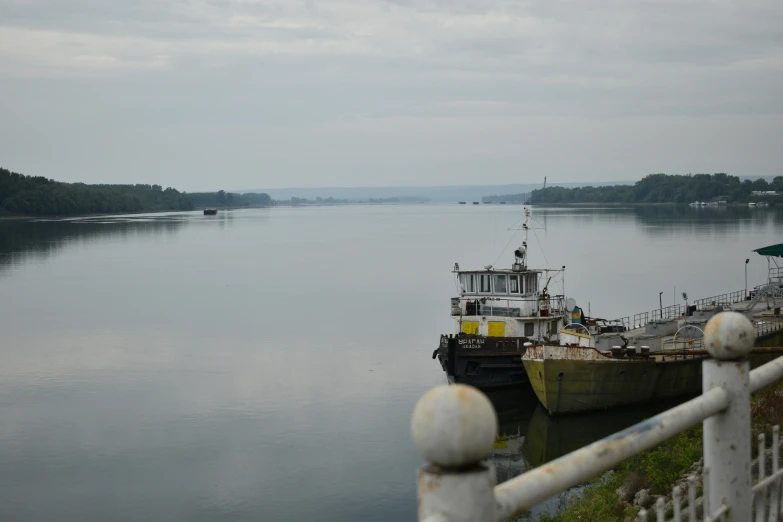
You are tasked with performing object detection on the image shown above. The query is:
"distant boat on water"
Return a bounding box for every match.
[203,209,218,215]
[458,201,467,205]
[473,202,480,205]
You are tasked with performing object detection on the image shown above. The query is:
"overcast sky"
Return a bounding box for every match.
[0,0,781,191]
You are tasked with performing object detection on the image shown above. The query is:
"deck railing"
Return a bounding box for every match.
[633,304,683,329]
[459,296,568,318]
[693,290,747,310]
[758,318,783,338]
[608,286,781,333]
[412,312,783,521]
[653,304,682,322]
[633,311,649,329]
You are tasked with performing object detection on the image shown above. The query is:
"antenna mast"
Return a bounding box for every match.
[512,207,531,271]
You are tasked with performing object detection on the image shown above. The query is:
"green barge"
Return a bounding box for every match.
[523,329,783,415]
[522,242,783,414]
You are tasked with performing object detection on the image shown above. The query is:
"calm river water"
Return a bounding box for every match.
[1,204,781,521]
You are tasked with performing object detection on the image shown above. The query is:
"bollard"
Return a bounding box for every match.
[411,384,498,521]
[703,312,754,520]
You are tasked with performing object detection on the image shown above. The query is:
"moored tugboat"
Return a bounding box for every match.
[434,220,783,409]
[434,207,569,389]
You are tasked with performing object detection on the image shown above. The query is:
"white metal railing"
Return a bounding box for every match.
[653,304,683,322]
[412,312,783,521]
[634,311,649,329]
[758,319,783,338]
[607,287,776,333]
[635,427,783,521]
[632,305,685,329]
[600,316,632,332]
[693,290,747,310]
[455,295,568,318]
[751,429,782,522]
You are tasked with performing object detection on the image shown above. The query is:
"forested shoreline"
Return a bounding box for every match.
[187,190,272,208]
[530,173,783,204]
[5,168,783,217]
[0,167,271,217]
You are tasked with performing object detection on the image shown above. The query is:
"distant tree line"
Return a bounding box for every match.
[0,167,271,217]
[187,190,272,208]
[277,196,427,206]
[0,168,193,215]
[529,174,783,204]
[482,193,530,203]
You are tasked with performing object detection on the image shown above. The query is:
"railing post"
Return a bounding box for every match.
[703,312,755,520]
[411,384,498,521]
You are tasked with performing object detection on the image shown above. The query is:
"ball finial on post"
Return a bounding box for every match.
[411,384,498,468]
[704,311,755,360]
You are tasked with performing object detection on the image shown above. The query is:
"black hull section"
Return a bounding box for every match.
[435,334,531,390]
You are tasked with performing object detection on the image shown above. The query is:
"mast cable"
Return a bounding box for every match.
[492,228,521,267]
[531,227,551,270]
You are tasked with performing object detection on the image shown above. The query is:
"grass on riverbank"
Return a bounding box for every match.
[531,380,783,522]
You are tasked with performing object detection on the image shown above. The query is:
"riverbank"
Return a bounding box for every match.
[531,379,783,521]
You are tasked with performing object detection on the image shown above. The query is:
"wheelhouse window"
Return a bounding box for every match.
[459,273,476,293]
[509,275,520,293]
[521,274,535,294]
[479,274,492,293]
[493,274,507,293]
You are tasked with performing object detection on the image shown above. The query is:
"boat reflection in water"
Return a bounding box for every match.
[484,388,537,484]
[483,388,690,484]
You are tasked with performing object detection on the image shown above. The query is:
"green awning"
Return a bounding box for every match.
[754,243,783,258]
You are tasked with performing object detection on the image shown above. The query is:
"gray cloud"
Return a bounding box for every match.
[0,0,781,189]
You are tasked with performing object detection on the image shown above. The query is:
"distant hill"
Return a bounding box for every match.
[234,182,633,203]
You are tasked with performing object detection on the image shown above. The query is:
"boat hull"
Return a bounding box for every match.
[524,342,783,415]
[436,335,530,389]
